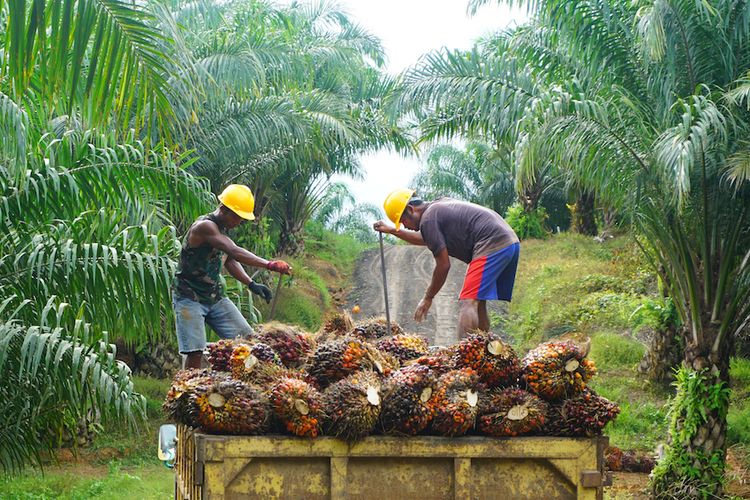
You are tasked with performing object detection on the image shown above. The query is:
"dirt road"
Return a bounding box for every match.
[347,244,505,346]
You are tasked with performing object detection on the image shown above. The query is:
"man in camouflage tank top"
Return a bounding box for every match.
[173,184,291,368]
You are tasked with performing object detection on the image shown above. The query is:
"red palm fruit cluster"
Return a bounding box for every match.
[323,371,382,441]
[163,369,226,426]
[353,317,404,340]
[207,339,249,371]
[522,341,597,400]
[308,337,398,387]
[232,343,306,386]
[256,322,314,368]
[415,345,457,375]
[269,377,324,438]
[379,364,437,435]
[545,389,620,437]
[249,342,283,365]
[308,337,369,386]
[316,311,356,343]
[376,334,429,363]
[189,379,270,435]
[428,368,482,437]
[477,388,548,437]
[454,332,521,387]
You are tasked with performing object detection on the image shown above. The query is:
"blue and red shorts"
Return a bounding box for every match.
[459,243,520,301]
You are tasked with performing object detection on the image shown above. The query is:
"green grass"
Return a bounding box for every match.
[258,224,370,331]
[0,463,174,500]
[729,358,750,445]
[0,376,174,499]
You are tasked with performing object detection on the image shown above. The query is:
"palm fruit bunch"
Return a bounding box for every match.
[232,345,308,387]
[188,378,270,435]
[454,332,521,387]
[522,340,597,400]
[376,334,429,363]
[207,338,249,371]
[249,342,283,365]
[477,388,548,437]
[415,345,457,376]
[379,364,437,435]
[316,311,356,343]
[323,370,382,441]
[269,377,324,438]
[353,317,404,341]
[163,369,226,426]
[308,336,398,387]
[428,368,482,437]
[545,389,620,437]
[257,322,314,368]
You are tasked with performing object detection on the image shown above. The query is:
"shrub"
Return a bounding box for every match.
[504,204,548,240]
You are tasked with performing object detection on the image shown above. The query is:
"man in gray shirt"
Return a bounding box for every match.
[374,188,520,337]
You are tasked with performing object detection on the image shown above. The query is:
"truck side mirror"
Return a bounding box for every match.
[158,424,177,468]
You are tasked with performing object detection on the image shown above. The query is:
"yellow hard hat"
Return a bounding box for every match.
[218,184,255,220]
[383,188,415,230]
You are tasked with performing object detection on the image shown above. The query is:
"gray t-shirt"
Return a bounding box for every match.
[419,199,519,264]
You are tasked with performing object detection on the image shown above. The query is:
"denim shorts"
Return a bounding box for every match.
[173,295,253,353]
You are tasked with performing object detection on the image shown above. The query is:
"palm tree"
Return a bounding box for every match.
[460,0,750,495]
[160,0,411,252]
[0,0,211,471]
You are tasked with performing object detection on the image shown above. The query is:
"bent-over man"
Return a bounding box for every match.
[373,188,519,337]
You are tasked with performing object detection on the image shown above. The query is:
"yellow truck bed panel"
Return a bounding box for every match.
[175,425,609,500]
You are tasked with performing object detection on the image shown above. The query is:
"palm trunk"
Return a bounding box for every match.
[638,324,682,384]
[573,190,598,236]
[650,323,731,499]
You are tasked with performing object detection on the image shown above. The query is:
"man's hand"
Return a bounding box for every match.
[248,282,273,303]
[267,260,292,275]
[373,220,394,234]
[414,296,433,322]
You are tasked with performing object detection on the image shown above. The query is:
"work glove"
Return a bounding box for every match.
[267,260,292,275]
[248,281,273,303]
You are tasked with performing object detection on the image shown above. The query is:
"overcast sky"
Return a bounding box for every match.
[322,0,527,211]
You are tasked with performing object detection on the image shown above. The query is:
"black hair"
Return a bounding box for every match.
[407,196,424,206]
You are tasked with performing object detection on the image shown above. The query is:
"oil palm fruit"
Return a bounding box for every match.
[207,339,249,371]
[232,344,307,386]
[323,371,382,441]
[477,388,548,437]
[522,340,597,400]
[415,345,457,375]
[545,389,620,437]
[380,364,437,435]
[249,342,283,365]
[453,332,521,387]
[317,311,356,343]
[257,322,314,368]
[163,369,227,427]
[376,334,429,363]
[269,377,324,438]
[354,317,404,340]
[189,378,270,435]
[308,337,398,387]
[429,368,482,437]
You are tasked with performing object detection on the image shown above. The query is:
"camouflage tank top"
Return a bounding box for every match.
[173,214,226,304]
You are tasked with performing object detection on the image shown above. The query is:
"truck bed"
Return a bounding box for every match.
[175,425,610,499]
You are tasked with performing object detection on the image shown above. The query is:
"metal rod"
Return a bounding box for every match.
[378,232,391,334]
[269,273,284,320]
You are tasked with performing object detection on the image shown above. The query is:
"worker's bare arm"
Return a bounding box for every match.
[190,221,269,268]
[425,248,450,298]
[372,220,426,245]
[225,257,252,286]
[414,248,450,322]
